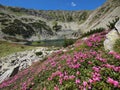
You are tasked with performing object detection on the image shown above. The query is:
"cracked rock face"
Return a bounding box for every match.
[104,20,120,51]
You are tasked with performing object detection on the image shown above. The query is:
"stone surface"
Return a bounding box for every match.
[104,29,120,51]
[115,20,120,34]
[0,65,19,83]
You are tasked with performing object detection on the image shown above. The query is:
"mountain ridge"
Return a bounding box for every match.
[0,0,120,42]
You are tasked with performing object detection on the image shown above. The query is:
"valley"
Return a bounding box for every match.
[0,0,120,89]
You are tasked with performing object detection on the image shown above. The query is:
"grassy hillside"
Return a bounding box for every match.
[0,30,120,90]
[0,41,33,57]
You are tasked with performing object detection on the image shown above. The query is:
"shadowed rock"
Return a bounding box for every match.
[10,66,19,77]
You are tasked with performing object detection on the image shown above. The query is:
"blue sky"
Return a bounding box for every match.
[0,0,106,10]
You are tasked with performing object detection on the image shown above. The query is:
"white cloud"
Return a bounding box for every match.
[71,2,77,7]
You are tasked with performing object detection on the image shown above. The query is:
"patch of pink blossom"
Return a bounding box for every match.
[107,77,119,87]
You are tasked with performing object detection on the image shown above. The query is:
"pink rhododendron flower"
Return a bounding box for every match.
[115,54,120,59]
[43,87,46,90]
[54,85,59,90]
[86,42,92,47]
[73,63,81,69]
[113,67,120,72]
[76,71,80,75]
[88,61,92,64]
[83,81,87,87]
[108,51,116,55]
[48,77,52,81]
[90,51,97,56]
[64,75,69,80]
[107,77,119,87]
[88,86,91,89]
[107,77,114,83]
[80,60,85,62]
[113,81,119,87]
[69,75,75,80]
[93,77,100,81]
[92,66,100,72]
[89,79,93,83]
[59,78,63,85]
[75,79,80,84]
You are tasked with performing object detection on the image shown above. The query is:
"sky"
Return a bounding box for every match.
[0,0,106,10]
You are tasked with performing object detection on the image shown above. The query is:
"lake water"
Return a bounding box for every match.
[26,39,76,47]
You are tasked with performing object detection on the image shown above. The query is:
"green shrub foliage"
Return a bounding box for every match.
[35,51,43,56]
[1,19,53,38]
[1,19,34,38]
[63,39,75,47]
[81,27,105,38]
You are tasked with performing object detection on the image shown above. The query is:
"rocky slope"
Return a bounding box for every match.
[79,0,120,33]
[0,4,91,41]
[0,47,57,83]
[0,0,120,42]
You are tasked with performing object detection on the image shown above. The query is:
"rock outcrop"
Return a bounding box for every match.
[0,47,55,83]
[104,20,120,51]
[0,65,19,83]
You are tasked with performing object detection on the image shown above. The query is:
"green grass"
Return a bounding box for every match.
[0,41,34,57]
[113,39,120,54]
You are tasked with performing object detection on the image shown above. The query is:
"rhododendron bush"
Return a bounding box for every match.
[0,31,120,90]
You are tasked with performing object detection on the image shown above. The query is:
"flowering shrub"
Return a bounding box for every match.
[0,31,120,90]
